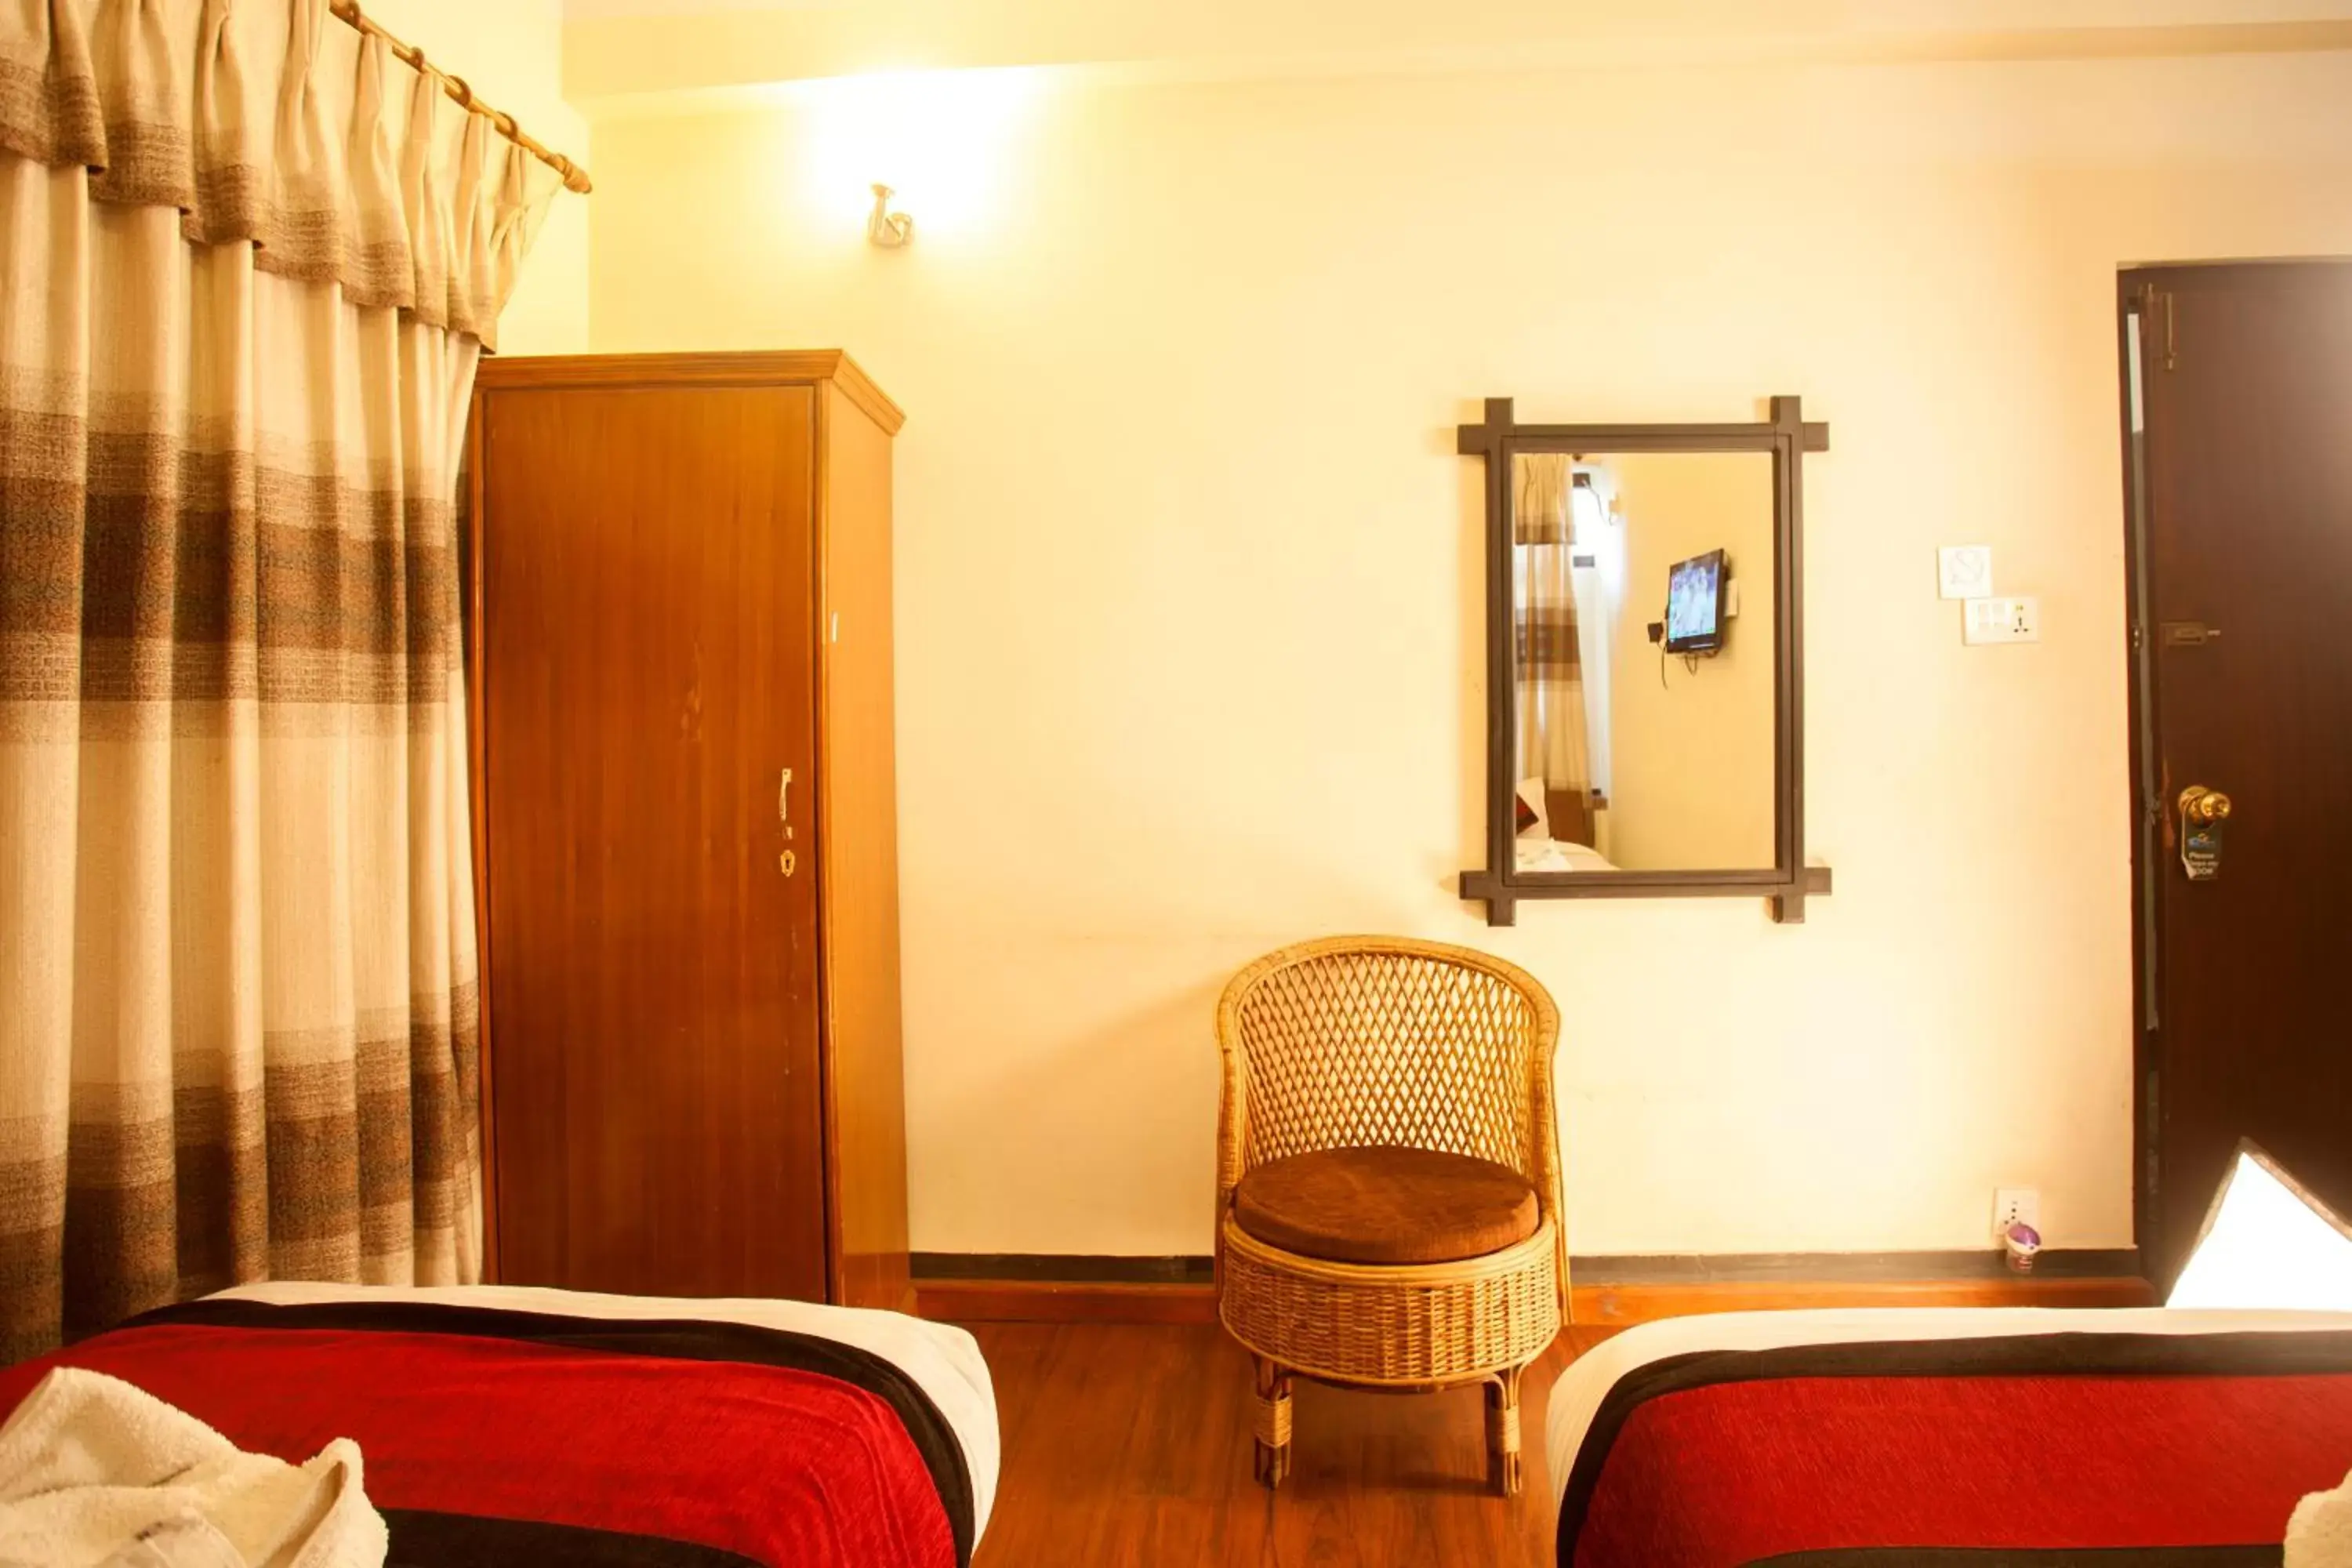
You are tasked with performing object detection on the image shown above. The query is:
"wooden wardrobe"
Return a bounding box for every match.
[466,351,909,1311]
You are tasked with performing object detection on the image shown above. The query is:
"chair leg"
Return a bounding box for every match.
[1486,1365,1525,1497]
[1252,1354,1294,1488]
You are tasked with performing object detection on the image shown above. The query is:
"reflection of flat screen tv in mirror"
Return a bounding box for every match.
[1664,550,1729,654]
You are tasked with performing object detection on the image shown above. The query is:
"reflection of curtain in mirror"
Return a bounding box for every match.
[1568,481,1616,808]
[1515,455,1594,844]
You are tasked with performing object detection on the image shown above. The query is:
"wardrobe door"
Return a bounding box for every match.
[481,383,828,1301]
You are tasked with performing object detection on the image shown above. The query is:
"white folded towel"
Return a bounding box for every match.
[0,1367,386,1568]
[2289,1466,2352,1568]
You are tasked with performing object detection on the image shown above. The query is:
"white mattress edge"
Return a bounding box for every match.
[205,1281,1001,1542]
[1547,1305,2352,1510]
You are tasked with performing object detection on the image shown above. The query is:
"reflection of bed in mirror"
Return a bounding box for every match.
[1512,778,1619,871]
[1515,837,1617,873]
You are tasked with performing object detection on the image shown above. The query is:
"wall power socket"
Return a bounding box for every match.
[1964,595,2041,644]
[1993,1187,2040,1241]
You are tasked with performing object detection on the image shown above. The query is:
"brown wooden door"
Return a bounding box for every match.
[480,383,828,1301]
[2131,262,2352,1280]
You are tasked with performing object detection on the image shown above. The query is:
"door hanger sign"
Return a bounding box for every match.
[2177,786,2232,882]
[2181,825,2222,881]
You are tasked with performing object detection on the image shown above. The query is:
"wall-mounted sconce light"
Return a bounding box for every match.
[867,184,913,248]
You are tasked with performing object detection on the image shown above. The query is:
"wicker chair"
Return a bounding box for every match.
[1214,935,1566,1496]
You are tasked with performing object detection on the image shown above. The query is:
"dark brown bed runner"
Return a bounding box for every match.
[7,1298,977,1568]
[383,1511,765,1567]
[1750,1551,2281,1566]
[1555,1330,2352,1568]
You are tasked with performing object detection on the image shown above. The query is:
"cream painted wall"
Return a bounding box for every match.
[560,0,2352,103]
[586,48,2352,1257]
[373,0,590,352]
[1603,454,1777,871]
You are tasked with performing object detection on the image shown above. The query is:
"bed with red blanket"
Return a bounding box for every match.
[1548,1307,2352,1567]
[0,1281,998,1568]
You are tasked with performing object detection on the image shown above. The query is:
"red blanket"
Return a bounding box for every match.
[1557,1330,2352,1567]
[0,1300,972,1568]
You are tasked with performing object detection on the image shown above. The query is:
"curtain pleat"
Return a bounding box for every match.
[0,0,554,1362]
[0,0,103,169]
[397,64,446,333]
[345,34,408,312]
[183,0,260,245]
[445,112,488,339]
[86,0,187,208]
[258,0,344,279]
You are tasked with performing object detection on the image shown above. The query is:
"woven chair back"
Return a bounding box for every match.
[1224,940,1548,1175]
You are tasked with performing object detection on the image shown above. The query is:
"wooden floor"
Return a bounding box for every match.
[966,1321,1613,1566]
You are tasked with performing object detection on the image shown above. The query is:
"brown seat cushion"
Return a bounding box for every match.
[1232,1145,1541,1266]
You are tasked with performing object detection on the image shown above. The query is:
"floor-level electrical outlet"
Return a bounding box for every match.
[1993,1187,2040,1240]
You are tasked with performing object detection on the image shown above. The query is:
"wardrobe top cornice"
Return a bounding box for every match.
[478,350,905,435]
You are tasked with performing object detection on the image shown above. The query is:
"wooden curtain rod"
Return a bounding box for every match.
[328,0,593,194]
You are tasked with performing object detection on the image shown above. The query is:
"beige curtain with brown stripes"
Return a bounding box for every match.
[1513,454,1592,839]
[0,0,558,1360]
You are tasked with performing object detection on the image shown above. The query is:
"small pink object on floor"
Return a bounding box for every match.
[2003,1222,2042,1274]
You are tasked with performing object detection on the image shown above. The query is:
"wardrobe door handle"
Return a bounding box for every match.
[779,768,797,877]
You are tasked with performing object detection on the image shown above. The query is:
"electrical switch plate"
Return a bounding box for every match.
[1963,595,2040,644]
[1993,1187,2040,1241]
[1939,545,1994,600]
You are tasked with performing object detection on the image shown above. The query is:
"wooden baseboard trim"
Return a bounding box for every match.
[914,1279,1218,1324]
[1570,1272,2156,1324]
[912,1250,2155,1325]
[910,1251,1211,1285]
[1574,1248,2143,1283]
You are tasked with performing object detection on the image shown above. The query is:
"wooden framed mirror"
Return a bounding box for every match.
[1457,396,1831,926]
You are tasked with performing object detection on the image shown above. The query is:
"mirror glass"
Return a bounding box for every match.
[1510,450,1777,874]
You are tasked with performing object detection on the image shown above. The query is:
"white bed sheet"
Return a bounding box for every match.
[1548,1305,2352,1511]
[209,1280,1000,1542]
[1515,840,1619,874]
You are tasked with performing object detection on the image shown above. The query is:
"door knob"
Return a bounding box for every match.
[2177,786,2233,825]
[2176,786,2230,883]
